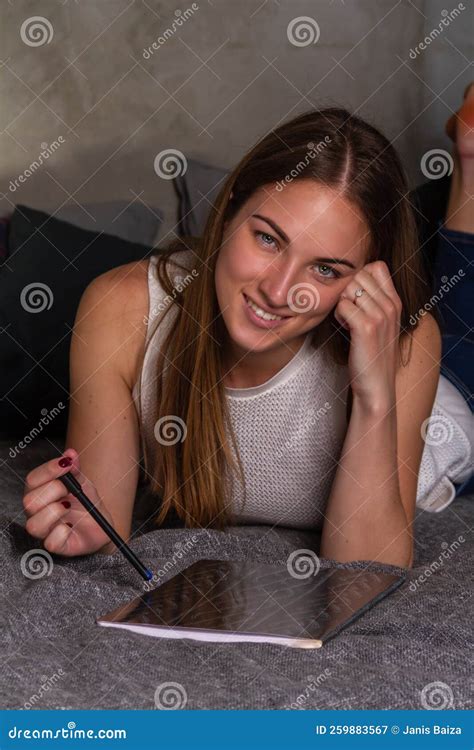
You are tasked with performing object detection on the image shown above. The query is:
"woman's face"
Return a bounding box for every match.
[215,179,370,357]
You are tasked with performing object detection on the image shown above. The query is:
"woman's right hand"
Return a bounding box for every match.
[23,448,114,557]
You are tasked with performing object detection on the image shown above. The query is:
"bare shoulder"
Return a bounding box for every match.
[77,258,151,391]
[398,312,442,380]
[409,310,441,350]
[395,311,442,426]
[396,311,442,409]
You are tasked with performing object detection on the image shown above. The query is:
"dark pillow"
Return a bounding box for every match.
[173,157,230,237]
[55,200,163,245]
[0,205,154,440]
[0,214,11,262]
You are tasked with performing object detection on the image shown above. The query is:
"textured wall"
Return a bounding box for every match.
[1,0,471,242]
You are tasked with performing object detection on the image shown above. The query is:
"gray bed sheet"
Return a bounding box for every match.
[0,439,472,710]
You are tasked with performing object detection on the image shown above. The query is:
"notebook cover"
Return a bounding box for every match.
[97,559,406,649]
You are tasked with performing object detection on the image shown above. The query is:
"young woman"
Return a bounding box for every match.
[22,95,473,569]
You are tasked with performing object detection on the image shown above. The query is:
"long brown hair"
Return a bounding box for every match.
[136,107,430,530]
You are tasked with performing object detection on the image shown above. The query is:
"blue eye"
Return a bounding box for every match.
[255,231,340,279]
[255,230,277,249]
[313,263,339,279]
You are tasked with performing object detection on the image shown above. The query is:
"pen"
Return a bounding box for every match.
[59,471,154,582]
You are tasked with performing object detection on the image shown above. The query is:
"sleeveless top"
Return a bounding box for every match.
[131,251,473,528]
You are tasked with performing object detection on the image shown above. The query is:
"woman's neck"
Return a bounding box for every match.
[222,334,308,389]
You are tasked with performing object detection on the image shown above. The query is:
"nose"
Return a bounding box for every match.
[257,257,301,311]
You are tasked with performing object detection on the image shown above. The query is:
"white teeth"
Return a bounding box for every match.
[246,295,283,321]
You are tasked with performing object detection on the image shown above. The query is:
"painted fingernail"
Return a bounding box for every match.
[61,500,71,508]
[58,457,72,468]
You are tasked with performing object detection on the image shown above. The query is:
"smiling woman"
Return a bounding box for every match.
[215,179,370,385]
[124,106,468,569]
[26,105,471,568]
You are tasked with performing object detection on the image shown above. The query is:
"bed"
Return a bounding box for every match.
[0,438,471,710]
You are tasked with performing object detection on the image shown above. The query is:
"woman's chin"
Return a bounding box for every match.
[222,318,276,353]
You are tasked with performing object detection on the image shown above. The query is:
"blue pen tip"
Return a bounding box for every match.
[145,569,153,581]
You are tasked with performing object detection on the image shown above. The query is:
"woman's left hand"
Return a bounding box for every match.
[333,260,403,412]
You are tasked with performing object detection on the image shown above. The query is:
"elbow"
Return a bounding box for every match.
[377,540,414,569]
[394,535,414,568]
[388,524,414,568]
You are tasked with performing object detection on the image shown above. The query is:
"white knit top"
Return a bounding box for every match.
[132,251,473,528]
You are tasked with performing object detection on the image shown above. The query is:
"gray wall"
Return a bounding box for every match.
[1,0,472,244]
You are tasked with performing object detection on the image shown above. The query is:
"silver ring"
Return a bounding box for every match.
[354,287,364,299]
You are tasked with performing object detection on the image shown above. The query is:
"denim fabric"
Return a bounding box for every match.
[432,221,474,495]
[432,220,474,399]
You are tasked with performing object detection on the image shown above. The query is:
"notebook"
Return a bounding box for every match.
[97,558,406,649]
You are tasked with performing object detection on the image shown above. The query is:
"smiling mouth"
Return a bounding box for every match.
[243,293,292,321]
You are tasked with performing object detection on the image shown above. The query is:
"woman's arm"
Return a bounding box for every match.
[320,269,441,568]
[65,262,149,553]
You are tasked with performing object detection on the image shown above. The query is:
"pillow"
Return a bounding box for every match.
[173,157,230,237]
[416,374,473,512]
[0,214,11,262]
[54,200,164,245]
[0,204,155,440]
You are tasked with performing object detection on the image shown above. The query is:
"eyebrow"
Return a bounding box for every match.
[252,213,357,270]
